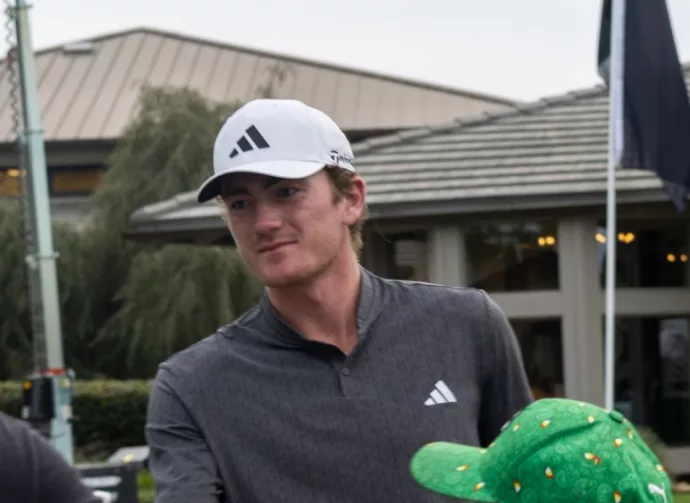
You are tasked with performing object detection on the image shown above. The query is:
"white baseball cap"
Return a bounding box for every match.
[196,98,355,203]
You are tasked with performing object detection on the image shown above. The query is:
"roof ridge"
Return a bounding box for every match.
[130,191,201,221]
[29,26,517,106]
[351,81,609,157]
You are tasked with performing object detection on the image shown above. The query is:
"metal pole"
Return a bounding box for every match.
[604,0,626,412]
[13,0,74,463]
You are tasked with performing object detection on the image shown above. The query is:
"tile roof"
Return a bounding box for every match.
[126,68,690,241]
[0,27,515,143]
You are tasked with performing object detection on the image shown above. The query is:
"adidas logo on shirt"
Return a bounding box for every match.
[424,380,457,406]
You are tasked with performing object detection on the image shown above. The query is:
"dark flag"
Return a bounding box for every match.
[597,0,690,212]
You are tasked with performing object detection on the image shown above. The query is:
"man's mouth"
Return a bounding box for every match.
[257,241,295,253]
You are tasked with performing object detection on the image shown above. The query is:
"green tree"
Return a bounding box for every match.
[78,85,262,378]
[0,200,98,378]
[1,84,269,379]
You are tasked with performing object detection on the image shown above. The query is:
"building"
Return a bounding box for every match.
[0,26,514,225]
[125,74,690,473]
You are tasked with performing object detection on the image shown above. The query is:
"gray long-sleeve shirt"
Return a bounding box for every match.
[145,267,533,502]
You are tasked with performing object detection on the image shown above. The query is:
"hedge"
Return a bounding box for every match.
[0,379,151,459]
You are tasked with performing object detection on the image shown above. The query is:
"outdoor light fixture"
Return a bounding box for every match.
[537,235,556,247]
[594,232,635,244]
[617,232,635,243]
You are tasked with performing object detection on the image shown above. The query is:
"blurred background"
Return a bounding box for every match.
[2,1,690,501]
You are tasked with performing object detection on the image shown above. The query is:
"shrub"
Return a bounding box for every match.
[0,379,151,457]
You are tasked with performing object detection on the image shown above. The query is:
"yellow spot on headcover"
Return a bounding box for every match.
[475,482,485,491]
[614,438,623,447]
[457,464,469,471]
[584,452,601,465]
[514,481,522,493]
[545,467,554,479]
[614,490,622,502]
[541,419,551,428]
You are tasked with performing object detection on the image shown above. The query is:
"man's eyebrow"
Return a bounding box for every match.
[264,176,288,188]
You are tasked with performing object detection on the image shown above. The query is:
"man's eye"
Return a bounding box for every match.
[229,200,248,210]
[277,187,298,198]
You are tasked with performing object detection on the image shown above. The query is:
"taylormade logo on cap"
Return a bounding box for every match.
[196,98,355,203]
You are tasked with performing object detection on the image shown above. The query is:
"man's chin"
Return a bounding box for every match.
[258,265,320,289]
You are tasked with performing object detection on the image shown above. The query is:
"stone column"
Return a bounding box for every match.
[558,217,605,407]
[427,225,467,286]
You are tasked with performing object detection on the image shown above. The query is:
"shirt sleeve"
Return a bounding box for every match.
[145,368,225,503]
[34,433,103,503]
[477,290,534,446]
[0,412,101,503]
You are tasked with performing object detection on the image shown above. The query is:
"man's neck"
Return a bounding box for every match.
[267,255,362,354]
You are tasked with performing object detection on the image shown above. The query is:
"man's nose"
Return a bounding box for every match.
[254,201,282,233]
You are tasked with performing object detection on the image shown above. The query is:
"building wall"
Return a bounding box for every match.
[363,214,690,474]
[0,142,111,227]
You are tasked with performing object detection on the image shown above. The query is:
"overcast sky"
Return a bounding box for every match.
[4,0,690,102]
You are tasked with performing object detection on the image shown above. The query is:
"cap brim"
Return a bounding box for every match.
[196,160,326,203]
[410,442,497,502]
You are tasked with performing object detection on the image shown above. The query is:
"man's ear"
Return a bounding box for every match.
[341,176,366,226]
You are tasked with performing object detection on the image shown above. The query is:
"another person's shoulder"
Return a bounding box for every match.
[0,409,42,458]
[0,408,26,436]
[0,411,100,503]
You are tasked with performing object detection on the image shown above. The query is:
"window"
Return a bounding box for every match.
[0,168,21,197]
[465,220,559,292]
[596,219,689,287]
[511,318,564,399]
[387,232,428,281]
[50,166,106,195]
[604,315,690,446]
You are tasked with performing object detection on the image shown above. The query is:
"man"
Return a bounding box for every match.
[145,98,533,502]
[0,410,101,503]
[410,398,672,503]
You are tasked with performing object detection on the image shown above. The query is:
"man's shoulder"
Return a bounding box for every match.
[156,303,264,379]
[377,275,489,310]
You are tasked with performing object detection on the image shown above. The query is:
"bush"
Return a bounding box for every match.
[0,379,151,457]
[138,471,155,503]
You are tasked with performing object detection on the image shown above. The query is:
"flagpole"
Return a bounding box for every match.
[604,0,626,412]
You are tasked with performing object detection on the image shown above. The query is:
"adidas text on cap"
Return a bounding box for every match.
[410,398,672,503]
[196,98,355,203]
